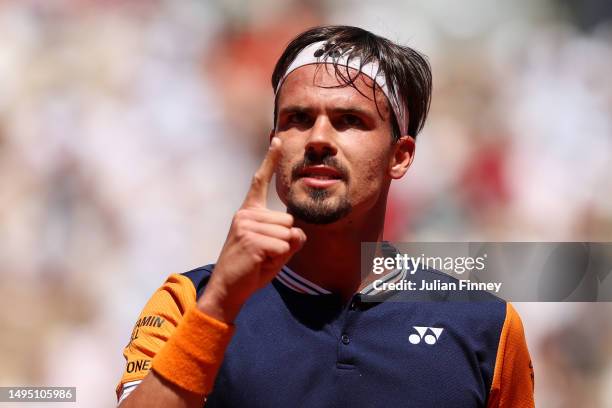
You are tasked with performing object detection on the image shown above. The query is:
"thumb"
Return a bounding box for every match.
[288,227,307,255]
[261,228,306,280]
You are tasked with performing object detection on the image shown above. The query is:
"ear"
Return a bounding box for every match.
[389,135,415,179]
[269,129,275,143]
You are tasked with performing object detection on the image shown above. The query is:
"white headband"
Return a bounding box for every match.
[275,41,409,136]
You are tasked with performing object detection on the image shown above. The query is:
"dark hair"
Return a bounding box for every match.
[272,25,432,140]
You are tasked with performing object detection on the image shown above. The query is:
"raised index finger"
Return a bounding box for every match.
[242,137,282,208]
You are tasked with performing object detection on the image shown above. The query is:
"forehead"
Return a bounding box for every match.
[276,64,390,114]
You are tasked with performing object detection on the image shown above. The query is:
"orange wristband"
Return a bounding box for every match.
[151,306,235,394]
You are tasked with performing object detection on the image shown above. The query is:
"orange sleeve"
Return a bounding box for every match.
[115,274,197,402]
[487,303,535,408]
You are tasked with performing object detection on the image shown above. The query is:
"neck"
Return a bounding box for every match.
[286,199,387,302]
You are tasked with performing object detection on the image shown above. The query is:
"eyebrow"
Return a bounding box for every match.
[278,105,378,120]
[278,105,313,116]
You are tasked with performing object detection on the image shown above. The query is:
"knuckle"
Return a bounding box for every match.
[234,209,249,221]
[251,173,264,188]
[280,241,291,253]
[234,227,247,241]
[281,228,292,241]
[247,234,264,253]
[251,252,264,264]
[234,220,252,239]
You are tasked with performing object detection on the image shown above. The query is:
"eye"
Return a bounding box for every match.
[340,114,364,127]
[288,112,310,125]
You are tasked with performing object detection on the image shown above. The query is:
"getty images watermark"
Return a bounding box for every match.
[360,242,612,302]
[371,252,501,293]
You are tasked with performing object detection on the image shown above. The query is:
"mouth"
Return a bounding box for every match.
[297,166,343,188]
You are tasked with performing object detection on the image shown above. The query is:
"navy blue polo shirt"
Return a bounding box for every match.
[183,264,506,408]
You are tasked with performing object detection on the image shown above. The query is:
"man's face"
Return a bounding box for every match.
[274,64,398,225]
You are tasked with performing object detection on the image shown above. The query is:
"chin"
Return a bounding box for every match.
[286,191,352,225]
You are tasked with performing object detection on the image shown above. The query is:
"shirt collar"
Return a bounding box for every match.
[276,265,332,295]
[274,264,408,296]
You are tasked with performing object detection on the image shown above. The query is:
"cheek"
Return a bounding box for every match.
[347,147,390,192]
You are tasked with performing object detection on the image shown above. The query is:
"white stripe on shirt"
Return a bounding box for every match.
[274,261,407,296]
[118,380,142,405]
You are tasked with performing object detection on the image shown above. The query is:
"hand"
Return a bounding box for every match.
[198,137,306,323]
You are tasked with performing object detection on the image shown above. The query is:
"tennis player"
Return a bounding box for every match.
[116,25,535,407]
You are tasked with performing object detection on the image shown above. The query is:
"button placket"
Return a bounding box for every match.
[335,294,362,367]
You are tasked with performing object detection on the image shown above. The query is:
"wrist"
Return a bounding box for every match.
[151,306,235,394]
[197,282,247,324]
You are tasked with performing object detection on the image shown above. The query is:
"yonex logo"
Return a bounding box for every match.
[409,326,444,345]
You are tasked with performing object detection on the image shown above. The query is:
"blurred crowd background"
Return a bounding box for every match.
[1,0,611,407]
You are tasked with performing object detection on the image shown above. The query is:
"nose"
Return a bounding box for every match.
[304,115,337,160]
